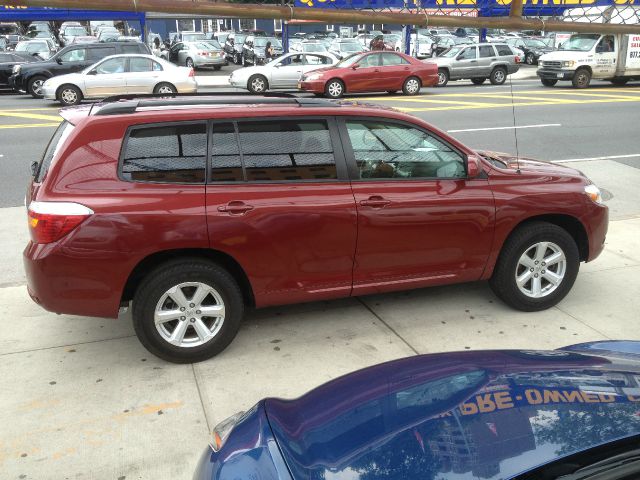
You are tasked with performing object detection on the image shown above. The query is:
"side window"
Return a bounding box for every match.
[238,120,337,181]
[95,57,126,74]
[304,54,327,65]
[129,57,152,72]
[121,44,141,54]
[495,44,513,56]
[152,61,163,71]
[458,47,477,60]
[211,123,243,182]
[381,53,408,66]
[60,48,86,62]
[88,47,115,61]
[599,35,615,52]
[121,123,207,183]
[479,45,496,58]
[345,120,466,180]
[361,54,380,67]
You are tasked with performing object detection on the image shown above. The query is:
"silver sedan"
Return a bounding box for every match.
[166,40,227,70]
[42,54,197,106]
[229,52,337,94]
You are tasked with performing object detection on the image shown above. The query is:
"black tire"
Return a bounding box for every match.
[28,75,47,98]
[437,68,449,87]
[132,259,244,363]
[489,221,580,312]
[242,54,248,66]
[525,52,535,65]
[611,78,629,86]
[489,67,507,85]
[213,65,222,71]
[153,82,177,94]
[234,52,240,64]
[471,77,486,85]
[186,57,194,68]
[541,79,558,87]
[247,74,268,94]
[572,68,591,89]
[57,84,82,106]
[324,78,344,98]
[402,76,421,95]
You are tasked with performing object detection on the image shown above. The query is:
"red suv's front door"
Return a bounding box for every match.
[339,118,495,296]
[205,119,357,308]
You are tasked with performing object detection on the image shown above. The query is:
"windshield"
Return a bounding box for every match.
[255,37,281,48]
[304,43,326,51]
[383,34,400,42]
[440,46,464,58]
[335,52,362,68]
[64,27,86,36]
[559,34,600,51]
[27,31,50,39]
[340,42,362,52]
[203,40,222,49]
[524,39,547,48]
[16,41,47,53]
[183,33,206,42]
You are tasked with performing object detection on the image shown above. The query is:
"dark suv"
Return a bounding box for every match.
[10,41,149,97]
[224,32,247,64]
[241,35,282,66]
[24,95,608,363]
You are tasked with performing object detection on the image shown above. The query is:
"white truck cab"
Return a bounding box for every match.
[537,33,640,88]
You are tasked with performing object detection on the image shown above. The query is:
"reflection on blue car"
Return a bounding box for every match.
[193,341,640,480]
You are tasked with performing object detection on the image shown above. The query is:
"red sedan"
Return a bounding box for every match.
[298,51,438,98]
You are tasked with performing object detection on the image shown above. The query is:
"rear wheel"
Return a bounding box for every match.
[57,84,82,106]
[132,260,244,363]
[541,79,558,87]
[489,222,580,312]
[525,52,535,65]
[247,74,268,94]
[402,76,421,95]
[324,78,344,98]
[471,77,486,85]
[28,75,47,98]
[437,68,449,87]
[572,68,591,88]
[154,82,177,94]
[489,67,507,85]
[233,52,241,64]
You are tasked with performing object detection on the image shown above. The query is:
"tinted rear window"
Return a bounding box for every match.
[36,121,74,182]
[88,46,115,60]
[496,44,514,56]
[121,123,207,183]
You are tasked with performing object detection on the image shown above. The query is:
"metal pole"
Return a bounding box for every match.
[3,0,640,35]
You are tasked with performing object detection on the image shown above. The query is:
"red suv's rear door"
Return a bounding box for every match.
[339,117,495,296]
[205,118,357,308]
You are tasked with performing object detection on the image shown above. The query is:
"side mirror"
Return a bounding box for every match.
[351,63,360,69]
[56,57,62,64]
[30,161,39,177]
[467,154,482,178]
[87,69,96,75]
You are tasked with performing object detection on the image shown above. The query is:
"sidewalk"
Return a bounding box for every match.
[1,213,639,479]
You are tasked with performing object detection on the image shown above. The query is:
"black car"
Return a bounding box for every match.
[241,35,283,66]
[0,52,39,88]
[506,37,554,65]
[9,41,149,97]
[432,35,474,57]
[224,32,248,64]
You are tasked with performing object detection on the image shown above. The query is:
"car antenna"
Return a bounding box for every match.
[508,67,522,174]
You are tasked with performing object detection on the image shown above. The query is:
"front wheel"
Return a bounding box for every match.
[436,68,449,87]
[490,67,507,85]
[233,52,240,64]
[489,222,580,312]
[132,260,244,363]
[572,68,591,89]
[324,78,344,98]
[28,75,47,98]
[525,53,535,65]
[57,84,82,106]
[402,76,421,95]
[541,79,558,87]
[247,74,268,94]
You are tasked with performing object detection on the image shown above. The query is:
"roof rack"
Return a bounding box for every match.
[94,92,340,116]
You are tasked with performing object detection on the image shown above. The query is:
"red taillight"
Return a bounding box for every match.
[188,68,195,77]
[198,51,209,56]
[27,201,93,244]
[515,56,521,64]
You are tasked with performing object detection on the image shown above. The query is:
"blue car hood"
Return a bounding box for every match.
[265,346,640,480]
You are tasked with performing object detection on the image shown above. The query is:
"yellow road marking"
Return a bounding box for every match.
[396,97,640,112]
[0,111,61,121]
[0,108,60,112]
[0,122,60,129]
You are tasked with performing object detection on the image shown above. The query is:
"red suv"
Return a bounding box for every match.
[24,96,608,363]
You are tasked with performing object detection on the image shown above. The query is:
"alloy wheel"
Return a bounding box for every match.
[157,85,174,94]
[327,81,342,97]
[405,78,420,94]
[154,282,226,348]
[251,77,265,93]
[60,88,78,105]
[515,242,566,298]
[31,79,44,96]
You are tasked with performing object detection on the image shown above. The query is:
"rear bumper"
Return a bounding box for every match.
[537,68,575,81]
[194,56,227,67]
[23,241,133,318]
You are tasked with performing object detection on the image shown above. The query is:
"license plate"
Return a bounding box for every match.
[297,82,302,89]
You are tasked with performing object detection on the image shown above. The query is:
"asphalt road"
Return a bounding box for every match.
[2,77,639,216]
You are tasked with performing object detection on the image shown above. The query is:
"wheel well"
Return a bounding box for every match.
[154,81,176,91]
[55,83,79,99]
[492,64,507,72]
[576,65,593,75]
[510,215,589,261]
[248,74,268,88]
[121,249,255,307]
[326,77,345,92]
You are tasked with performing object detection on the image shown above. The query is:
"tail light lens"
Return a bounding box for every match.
[27,201,93,244]
[211,411,245,452]
[188,68,195,77]
[515,55,521,64]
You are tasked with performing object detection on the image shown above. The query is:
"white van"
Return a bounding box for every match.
[537,33,640,88]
